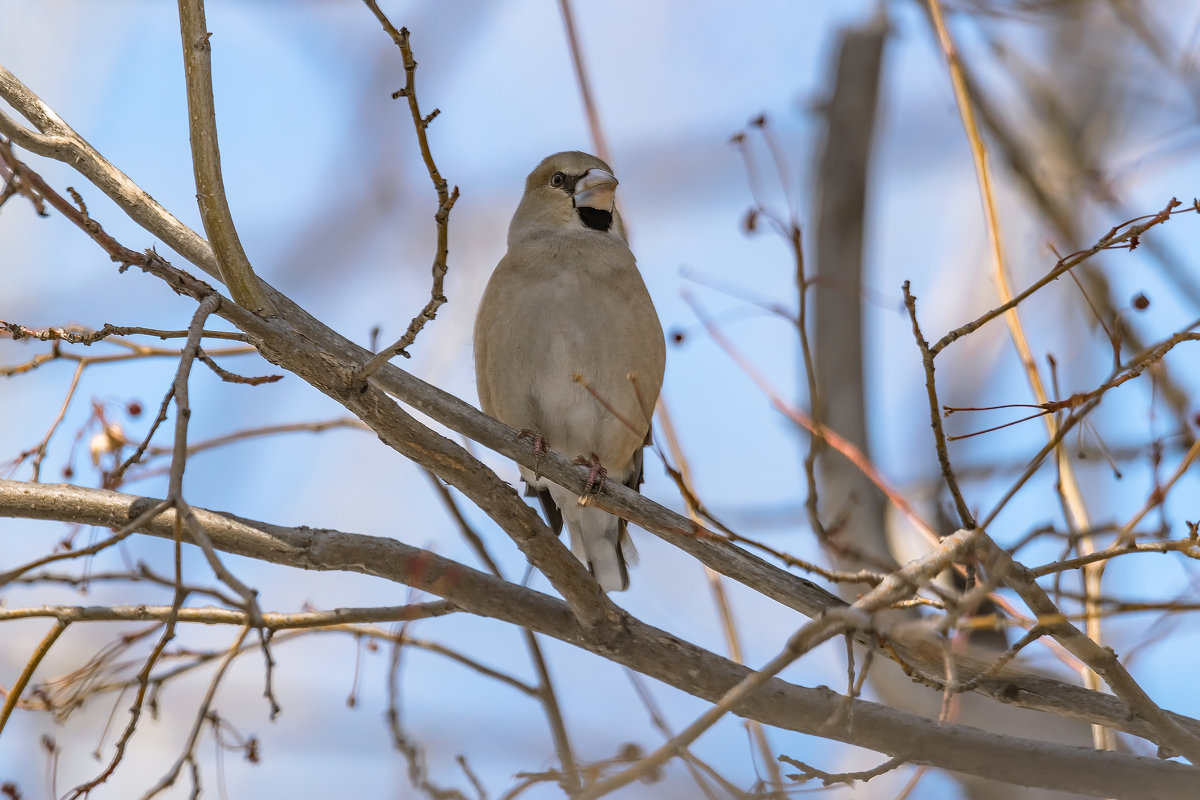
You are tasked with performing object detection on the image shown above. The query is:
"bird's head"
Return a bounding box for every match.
[509,151,627,244]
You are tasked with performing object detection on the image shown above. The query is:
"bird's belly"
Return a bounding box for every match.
[509,291,653,476]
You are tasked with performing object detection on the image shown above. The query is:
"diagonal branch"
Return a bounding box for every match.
[0,66,219,276]
[0,619,68,736]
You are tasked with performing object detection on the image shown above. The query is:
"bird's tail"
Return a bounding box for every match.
[546,484,632,592]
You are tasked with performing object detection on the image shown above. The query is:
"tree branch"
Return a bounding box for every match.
[0,602,457,628]
[175,0,273,314]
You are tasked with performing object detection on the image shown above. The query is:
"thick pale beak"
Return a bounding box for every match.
[572,168,618,212]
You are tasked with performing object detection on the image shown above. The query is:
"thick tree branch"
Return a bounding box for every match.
[176,0,273,314]
[0,602,457,628]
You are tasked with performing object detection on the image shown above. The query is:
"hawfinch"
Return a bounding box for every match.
[474,151,665,591]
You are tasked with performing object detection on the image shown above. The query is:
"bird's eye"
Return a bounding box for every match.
[550,172,566,188]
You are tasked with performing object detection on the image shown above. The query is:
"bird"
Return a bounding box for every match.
[474,151,665,591]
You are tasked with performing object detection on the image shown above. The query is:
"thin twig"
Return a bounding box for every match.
[903,282,976,528]
[929,198,1186,356]
[195,350,282,385]
[356,11,458,373]
[0,620,69,736]
[778,753,907,788]
[137,624,252,799]
[979,331,1200,529]
[118,417,368,484]
[0,321,246,345]
[1030,533,1200,578]
[0,602,456,629]
[1116,437,1200,542]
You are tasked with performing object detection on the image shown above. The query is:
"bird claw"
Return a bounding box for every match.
[573,454,607,504]
[517,429,548,476]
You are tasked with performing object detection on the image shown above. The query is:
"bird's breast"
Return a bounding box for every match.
[477,243,664,476]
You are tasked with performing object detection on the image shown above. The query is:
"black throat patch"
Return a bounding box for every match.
[576,206,613,232]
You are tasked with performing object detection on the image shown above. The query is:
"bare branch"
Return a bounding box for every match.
[356,11,458,373]
[0,321,247,345]
[137,624,251,799]
[577,529,981,799]
[0,602,456,629]
[0,67,219,277]
[779,753,907,788]
[0,620,68,736]
[175,0,273,314]
[987,537,1200,763]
